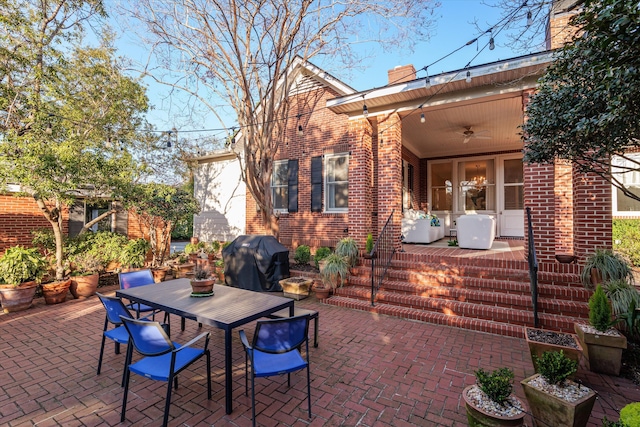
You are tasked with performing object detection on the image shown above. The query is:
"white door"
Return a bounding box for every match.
[499,158,524,237]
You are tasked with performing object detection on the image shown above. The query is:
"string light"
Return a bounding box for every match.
[297,124,303,136]
[527,10,533,27]
[424,67,431,89]
[489,29,495,50]
[362,95,369,118]
[420,109,426,124]
[466,70,472,83]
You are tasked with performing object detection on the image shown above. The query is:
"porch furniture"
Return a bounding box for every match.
[116,278,294,414]
[239,315,312,427]
[267,306,319,348]
[119,316,211,427]
[401,210,445,244]
[456,214,496,250]
[118,269,160,318]
[96,293,132,378]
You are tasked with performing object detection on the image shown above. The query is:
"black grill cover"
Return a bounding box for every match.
[222,235,290,292]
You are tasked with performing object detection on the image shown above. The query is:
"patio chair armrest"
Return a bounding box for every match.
[175,331,210,352]
[238,330,251,350]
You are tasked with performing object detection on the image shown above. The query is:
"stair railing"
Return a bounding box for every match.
[526,207,539,328]
[369,210,396,306]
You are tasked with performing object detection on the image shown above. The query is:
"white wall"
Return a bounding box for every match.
[193,155,246,242]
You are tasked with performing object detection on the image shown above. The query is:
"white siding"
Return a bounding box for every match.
[193,156,246,242]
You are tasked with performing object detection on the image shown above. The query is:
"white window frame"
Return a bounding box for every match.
[612,153,640,217]
[324,152,349,213]
[271,160,288,213]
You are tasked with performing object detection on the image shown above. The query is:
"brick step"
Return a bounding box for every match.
[349,275,591,303]
[335,285,586,329]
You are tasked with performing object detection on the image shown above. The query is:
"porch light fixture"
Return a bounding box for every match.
[527,10,533,27]
[363,103,369,118]
[424,67,431,89]
[465,70,472,83]
[297,124,303,136]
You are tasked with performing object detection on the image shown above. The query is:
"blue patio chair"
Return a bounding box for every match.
[119,316,211,427]
[239,314,311,427]
[118,269,159,318]
[96,293,132,379]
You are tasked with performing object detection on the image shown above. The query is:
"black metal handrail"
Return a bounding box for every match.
[369,210,396,306]
[526,207,539,328]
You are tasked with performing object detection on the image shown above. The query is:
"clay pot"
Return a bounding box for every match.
[42,279,72,305]
[0,281,39,313]
[190,279,215,294]
[152,267,169,283]
[70,273,99,299]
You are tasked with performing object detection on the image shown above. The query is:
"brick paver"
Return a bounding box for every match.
[1,284,638,426]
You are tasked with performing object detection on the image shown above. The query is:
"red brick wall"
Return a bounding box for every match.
[546,8,580,50]
[573,166,612,262]
[376,113,402,250]
[402,146,422,210]
[387,65,416,85]
[554,159,574,255]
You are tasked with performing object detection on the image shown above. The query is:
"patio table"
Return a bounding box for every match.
[116,278,294,414]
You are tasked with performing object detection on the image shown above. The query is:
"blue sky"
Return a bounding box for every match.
[117,1,547,135]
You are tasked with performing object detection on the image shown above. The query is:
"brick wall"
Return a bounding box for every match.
[554,159,574,255]
[376,112,402,250]
[546,6,580,50]
[402,146,422,210]
[387,65,417,85]
[573,166,612,262]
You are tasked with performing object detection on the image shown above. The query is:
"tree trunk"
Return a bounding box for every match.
[34,196,65,280]
[79,208,119,235]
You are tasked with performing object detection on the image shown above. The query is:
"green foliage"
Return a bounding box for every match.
[184,243,199,255]
[620,402,640,426]
[614,219,640,268]
[617,299,640,340]
[81,231,129,267]
[320,253,349,290]
[580,249,633,288]
[69,252,102,276]
[602,417,626,427]
[204,241,221,255]
[605,279,640,317]
[534,350,578,386]
[120,238,150,268]
[590,285,614,332]
[294,245,311,265]
[335,237,359,268]
[474,367,514,406]
[365,234,374,254]
[0,246,47,286]
[314,247,332,270]
[522,0,640,205]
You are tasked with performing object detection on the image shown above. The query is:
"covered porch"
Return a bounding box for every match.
[401,237,526,263]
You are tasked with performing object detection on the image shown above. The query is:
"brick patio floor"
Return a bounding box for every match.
[1,284,638,426]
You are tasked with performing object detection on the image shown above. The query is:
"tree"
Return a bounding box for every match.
[124,183,200,267]
[0,0,152,280]
[123,0,439,236]
[522,0,640,202]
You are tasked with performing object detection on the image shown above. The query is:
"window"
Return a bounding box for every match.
[612,154,640,216]
[458,160,495,211]
[430,162,453,211]
[325,153,348,212]
[271,160,288,212]
[86,200,113,232]
[402,161,414,210]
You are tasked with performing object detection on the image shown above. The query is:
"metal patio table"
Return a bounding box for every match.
[116,278,294,414]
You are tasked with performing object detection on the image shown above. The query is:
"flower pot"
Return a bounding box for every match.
[462,385,526,427]
[314,284,331,300]
[574,323,627,376]
[525,327,583,375]
[70,273,99,299]
[41,279,72,305]
[151,267,169,283]
[174,263,195,278]
[521,373,596,427]
[0,281,38,313]
[190,279,215,294]
[190,236,199,245]
[280,277,313,300]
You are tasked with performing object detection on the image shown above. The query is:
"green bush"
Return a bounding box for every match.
[314,247,331,269]
[120,238,150,268]
[293,245,311,265]
[474,367,514,406]
[590,284,613,332]
[534,350,577,385]
[613,219,640,268]
[620,402,640,426]
[0,246,47,286]
[365,233,374,254]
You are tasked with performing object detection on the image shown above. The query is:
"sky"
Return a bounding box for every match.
[115,0,547,137]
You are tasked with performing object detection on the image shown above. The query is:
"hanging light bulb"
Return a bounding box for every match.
[420,112,426,124]
[297,124,303,136]
[527,10,533,27]
[424,67,431,89]
[363,103,369,118]
[466,70,472,83]
[166,131,172,148]
[489,37,495,50]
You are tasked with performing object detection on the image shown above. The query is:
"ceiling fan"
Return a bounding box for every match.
[457,126,491,143]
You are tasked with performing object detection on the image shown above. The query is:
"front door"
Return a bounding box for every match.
[499,157,524,237]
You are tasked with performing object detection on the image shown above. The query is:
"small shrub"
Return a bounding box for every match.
[534,350,577,385]
[314,247,331,269]
[365,233,374,254]
[294,245,311,265]
[620,402,640,426]
[590,284,613,332]
[193,266,211,280]
[474,367,514,406]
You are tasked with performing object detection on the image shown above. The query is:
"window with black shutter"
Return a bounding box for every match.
[288,159,298,213]
[311,156,323,212]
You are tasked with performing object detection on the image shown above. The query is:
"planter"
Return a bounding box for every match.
[521,373,596,427]
[574,323,627,376]
[0,281,38,313]
[314,283,331,300]
[152,267,170,283]
[462,385,526,427]
[280,277,313,300]
[174,263,195,278]
[41,279,72,305]
[525,327,583,375]
[70,273,99,299]
[190,279,215,294]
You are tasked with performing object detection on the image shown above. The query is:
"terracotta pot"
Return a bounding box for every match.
[462,385,526,427]
[207,253,216,261]
[174,263,195,278]
[190,279,215,294]
[314,284,331,300]
[41,279,72,305]
[70,273,99,299]
[151,267,169,283]
[0,281,39,313]
[190,237,199,245]
[521,373,596,427]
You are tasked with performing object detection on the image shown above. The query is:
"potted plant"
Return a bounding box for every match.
[171,252,195,278]
[214,258,225,283]
[336,237,359,275]
[320,253,349,291]
[69,252,102,298]
[580,248,633,288]
[0,246,47,313]
[204,241,221,261]
[119,238,150,271]
[462,367,526,426]
[280,276,313,300]
[314,246,331,270]
[189,266,215,295]
[524,327,583,374]
[574,284,627,376]
[521,350,596,427]
[364,233,375,259]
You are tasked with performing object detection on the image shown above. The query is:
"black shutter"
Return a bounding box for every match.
[288,159,298,213]
[68,199,85,237]
[311,156,323,212]
[114,201,128,235]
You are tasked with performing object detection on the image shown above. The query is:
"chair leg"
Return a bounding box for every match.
[244,352,249,396]
[313,316,319,348]
[181,317,185,331]
[163,373,174,427]
[97,335,107,375]
[114,342,121,354]
[121,345,134,422]
[306,365,312,418]
[251,371,256,427]
[206,351,212,399]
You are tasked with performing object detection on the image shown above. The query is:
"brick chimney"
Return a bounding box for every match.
[545,0,581,49]
[388,64,416,85]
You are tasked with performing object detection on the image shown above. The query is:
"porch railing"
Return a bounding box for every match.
[369,210,396,306]
[526,207,539,328]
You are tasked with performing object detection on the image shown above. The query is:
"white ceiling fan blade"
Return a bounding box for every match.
[463,136,471,144]
[474,135,492,140]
